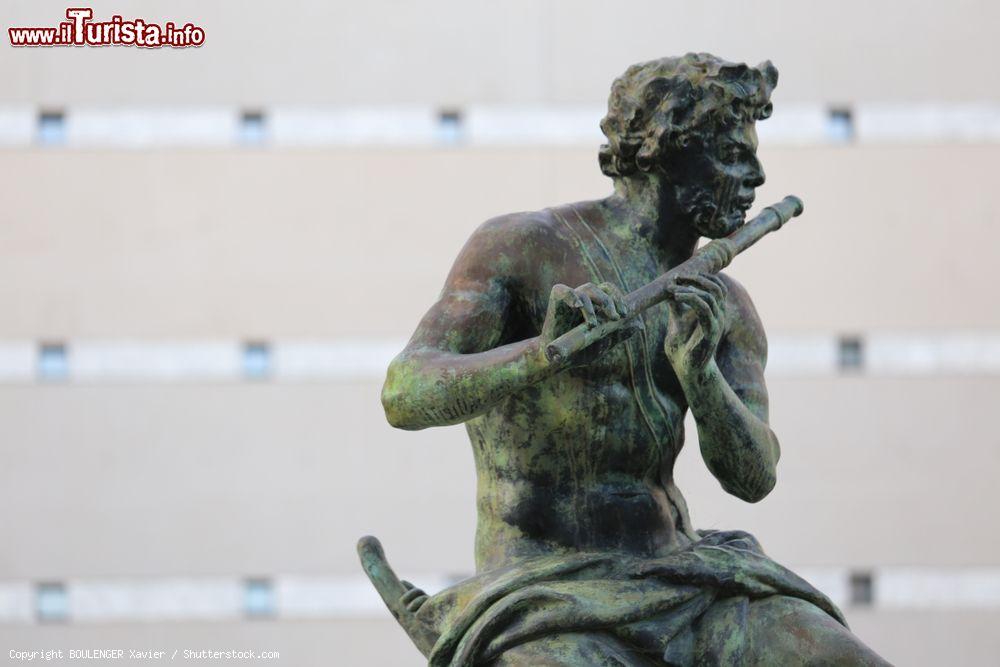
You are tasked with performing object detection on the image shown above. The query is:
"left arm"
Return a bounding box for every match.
[663,273,780,502]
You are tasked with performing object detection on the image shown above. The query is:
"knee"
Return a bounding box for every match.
[748,596,889,666]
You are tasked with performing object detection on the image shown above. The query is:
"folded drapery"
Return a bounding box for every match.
[415,530,845,666]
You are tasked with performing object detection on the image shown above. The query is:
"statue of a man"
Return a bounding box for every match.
[367,53,888,665]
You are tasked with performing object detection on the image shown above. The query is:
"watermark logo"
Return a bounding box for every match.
[9,8,205,48]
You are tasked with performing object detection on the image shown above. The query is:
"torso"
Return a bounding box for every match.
[469,200,703,572]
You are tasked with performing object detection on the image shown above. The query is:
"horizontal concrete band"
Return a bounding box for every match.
[2,568,999,624]
[4,105,1000,147]
[1,335,1000,383]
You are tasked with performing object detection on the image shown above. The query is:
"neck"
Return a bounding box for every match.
[605,174,700,263]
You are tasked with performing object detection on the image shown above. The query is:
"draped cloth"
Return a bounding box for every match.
[415,530,845,666]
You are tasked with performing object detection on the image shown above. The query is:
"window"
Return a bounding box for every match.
[849,571,874,606]
[437,108,463,145]
[838,336,864,371]
[38,342,68,380]
[36,582,69,622]
[827,107,854,143]
[239,110,266,145]
[38,110,66,146]
[244,578,275,618]
[243,341,271,379]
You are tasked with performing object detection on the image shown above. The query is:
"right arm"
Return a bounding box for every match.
[381,217,549,430]
[381,217,634,430]
[382,332,555,430]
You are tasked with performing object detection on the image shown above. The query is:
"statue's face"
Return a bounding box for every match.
[670,120,765,238]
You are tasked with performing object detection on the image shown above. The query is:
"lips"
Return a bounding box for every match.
[735,196,755,211]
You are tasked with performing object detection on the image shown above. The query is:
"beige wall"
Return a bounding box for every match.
[0,144,998,339]
[2,1,999,106]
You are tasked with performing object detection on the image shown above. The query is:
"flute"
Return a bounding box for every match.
[545,195,804,364]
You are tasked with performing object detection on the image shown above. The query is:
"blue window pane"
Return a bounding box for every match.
[244,578,274,617]
[240,111,266,145]
[38,343,68,380]
[38,111,66,146]
[827,108,854,143]
[37,582,68,622]
[243,342,271,379]
[437,109,463,145]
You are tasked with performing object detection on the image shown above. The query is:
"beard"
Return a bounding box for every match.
[675,180,746,239]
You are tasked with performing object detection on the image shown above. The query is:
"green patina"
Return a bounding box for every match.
[360,54,890,666]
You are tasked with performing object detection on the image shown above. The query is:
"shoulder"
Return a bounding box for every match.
[470,209,571,251]
[717,273,752,308]
[449,208,575,282]
[717,272,767,358]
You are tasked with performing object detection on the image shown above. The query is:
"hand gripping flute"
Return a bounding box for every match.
[545,195,805,364]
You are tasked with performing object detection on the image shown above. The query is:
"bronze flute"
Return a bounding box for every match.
[545,195,804,364]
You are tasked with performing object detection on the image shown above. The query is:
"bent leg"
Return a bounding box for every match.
[489,631,657,667]
[746,596,890,666]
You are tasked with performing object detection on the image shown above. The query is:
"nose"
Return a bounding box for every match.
[744,155,765,188]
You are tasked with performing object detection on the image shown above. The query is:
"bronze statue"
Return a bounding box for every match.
[361,53,889,665]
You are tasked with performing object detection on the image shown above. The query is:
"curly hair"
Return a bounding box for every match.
[598,53,778,179]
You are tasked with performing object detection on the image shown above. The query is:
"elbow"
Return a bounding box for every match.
[732,434,780,503]
[381,391,410,430]
[745,472,777,503]
[381,360,423,430]
[381,351,475,430]
[381,378,423,431]
[724,468,776,504]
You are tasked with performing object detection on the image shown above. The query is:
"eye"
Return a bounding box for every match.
[720,145,741,165]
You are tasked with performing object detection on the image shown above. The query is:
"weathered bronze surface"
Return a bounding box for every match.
[361,53,889,665]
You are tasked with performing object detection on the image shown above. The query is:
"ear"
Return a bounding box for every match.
[758,60,779,92]
[718,63,749,81]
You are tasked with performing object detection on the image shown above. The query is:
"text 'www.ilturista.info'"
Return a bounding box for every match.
[9,8,205,48]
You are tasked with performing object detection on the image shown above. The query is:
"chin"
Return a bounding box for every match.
[695,209,746,239]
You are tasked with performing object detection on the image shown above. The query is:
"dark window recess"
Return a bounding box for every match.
[838,336,864,371]
[849,571,874,606]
